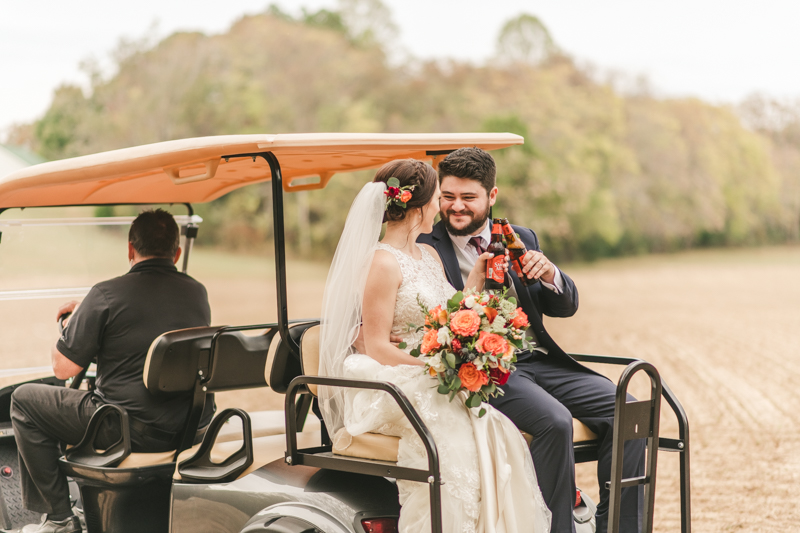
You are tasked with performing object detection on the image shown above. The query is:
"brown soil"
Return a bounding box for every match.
[4,245,800,532]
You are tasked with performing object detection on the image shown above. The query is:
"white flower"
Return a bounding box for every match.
[475,305,485,316]
[479,294,490,304]
[500,299,516,315]
[437,326,451,346]
[464,296,476,309]
[473,358,485,369]
[428,354,446,373]
[491,315,508,334]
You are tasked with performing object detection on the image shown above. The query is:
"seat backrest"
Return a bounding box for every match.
[298,325,321,396]
[267,321,319,394]
[145,325,280,395]
[144,326,223,394]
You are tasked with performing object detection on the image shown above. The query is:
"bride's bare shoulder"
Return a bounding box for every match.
[369,248,402,280]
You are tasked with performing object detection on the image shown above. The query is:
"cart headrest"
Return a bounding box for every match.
[144,325,277,394]
[266,321,319,394]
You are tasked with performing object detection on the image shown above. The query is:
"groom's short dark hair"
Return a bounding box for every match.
[437,147,496,195]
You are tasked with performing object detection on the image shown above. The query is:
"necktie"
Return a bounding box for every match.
[468,236,486,255]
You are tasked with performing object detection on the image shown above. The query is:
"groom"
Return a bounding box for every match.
[418,148,644,533]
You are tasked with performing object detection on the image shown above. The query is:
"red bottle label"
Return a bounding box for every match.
[487,255,505,283]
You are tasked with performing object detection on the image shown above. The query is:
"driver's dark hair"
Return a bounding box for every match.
[128,209,180,259]
[437,147,496,195]
[373,159,438,223]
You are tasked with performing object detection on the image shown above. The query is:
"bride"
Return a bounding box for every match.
[318,159,551,533]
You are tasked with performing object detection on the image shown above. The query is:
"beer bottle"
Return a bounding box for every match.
[485,219,506,292]
[502,218,539,286]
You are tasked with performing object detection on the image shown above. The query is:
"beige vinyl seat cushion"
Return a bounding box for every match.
[333,419,598,464]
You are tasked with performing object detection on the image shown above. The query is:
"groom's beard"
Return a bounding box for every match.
[442,204,491,236]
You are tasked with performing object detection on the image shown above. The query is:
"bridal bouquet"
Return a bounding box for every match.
[410,288,530,416]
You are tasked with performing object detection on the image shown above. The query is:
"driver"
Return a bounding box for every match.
[8,209,212,533]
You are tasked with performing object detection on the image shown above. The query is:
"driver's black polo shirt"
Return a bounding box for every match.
[56,258,211,432]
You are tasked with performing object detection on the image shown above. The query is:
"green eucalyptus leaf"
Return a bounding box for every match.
[507,296,516,306]
[398,341,407,350]
[478,407,487,418]
[387,177,400,187]
[438,384,450,394]
[447,291,464,310]
[445,352,456,368]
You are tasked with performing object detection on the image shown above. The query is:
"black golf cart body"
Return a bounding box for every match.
[0,133,691,533]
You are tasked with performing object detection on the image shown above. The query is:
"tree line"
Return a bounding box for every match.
[8,3,800,262]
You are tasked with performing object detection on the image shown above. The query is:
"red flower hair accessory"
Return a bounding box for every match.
[384,177,416,210]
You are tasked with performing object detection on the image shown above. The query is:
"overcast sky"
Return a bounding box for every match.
[1,0,799,138]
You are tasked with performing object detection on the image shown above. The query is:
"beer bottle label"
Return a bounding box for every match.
[511,259,524,278]
[488,256,505,283]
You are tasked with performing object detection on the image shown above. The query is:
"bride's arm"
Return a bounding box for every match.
[362,250,425,367]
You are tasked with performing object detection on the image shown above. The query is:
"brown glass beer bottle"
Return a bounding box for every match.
[502,218,539,286]
[485,219,506,292]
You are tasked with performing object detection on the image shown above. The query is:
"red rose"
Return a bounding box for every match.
[489,367,510,386]
[386,186,400,198]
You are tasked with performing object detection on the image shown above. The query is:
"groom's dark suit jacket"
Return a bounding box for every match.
[418,220,586,372]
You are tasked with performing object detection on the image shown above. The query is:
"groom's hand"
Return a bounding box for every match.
[520,250,555,284]
[352,327,404,353]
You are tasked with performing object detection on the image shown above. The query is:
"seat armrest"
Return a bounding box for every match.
[64,404,131,468]
[178,408,253,483]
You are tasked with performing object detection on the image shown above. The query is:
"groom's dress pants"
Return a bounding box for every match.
[490,351,645,533]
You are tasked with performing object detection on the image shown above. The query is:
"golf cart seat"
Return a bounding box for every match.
[58,323,304,533]
[172,320,323,480]
[291,324,599,463]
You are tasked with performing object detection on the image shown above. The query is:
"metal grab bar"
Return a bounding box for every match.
[285,376,443,533]
[570,353,691,533]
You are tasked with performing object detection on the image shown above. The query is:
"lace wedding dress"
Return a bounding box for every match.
[340,243,551,533]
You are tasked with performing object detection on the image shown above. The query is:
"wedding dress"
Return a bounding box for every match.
[318,182,551,533]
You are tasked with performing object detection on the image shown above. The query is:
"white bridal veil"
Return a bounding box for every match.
[318,181,387,443]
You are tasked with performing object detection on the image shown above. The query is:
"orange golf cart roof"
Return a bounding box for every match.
[0,133,523,208]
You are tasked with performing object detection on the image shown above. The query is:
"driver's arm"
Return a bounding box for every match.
[51,345,84,380]
[54,287,108,380]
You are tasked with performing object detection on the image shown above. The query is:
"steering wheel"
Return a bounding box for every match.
[58,312,88,390]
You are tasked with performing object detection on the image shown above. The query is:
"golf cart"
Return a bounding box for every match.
[0,133,691,533]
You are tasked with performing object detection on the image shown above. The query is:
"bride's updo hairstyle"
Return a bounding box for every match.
[373,159,438,223]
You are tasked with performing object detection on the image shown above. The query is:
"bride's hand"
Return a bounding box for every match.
[471,251,509,278]
[467,251,509,290]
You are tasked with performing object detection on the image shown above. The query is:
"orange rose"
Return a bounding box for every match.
[400,190,413,203]
[511,308,529,329]
[421,328,441,354]
[450,309,481,337]
[459,363,489,392]
[483,306,498,324]
[426,305,442,326]
[476,332,509,356]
